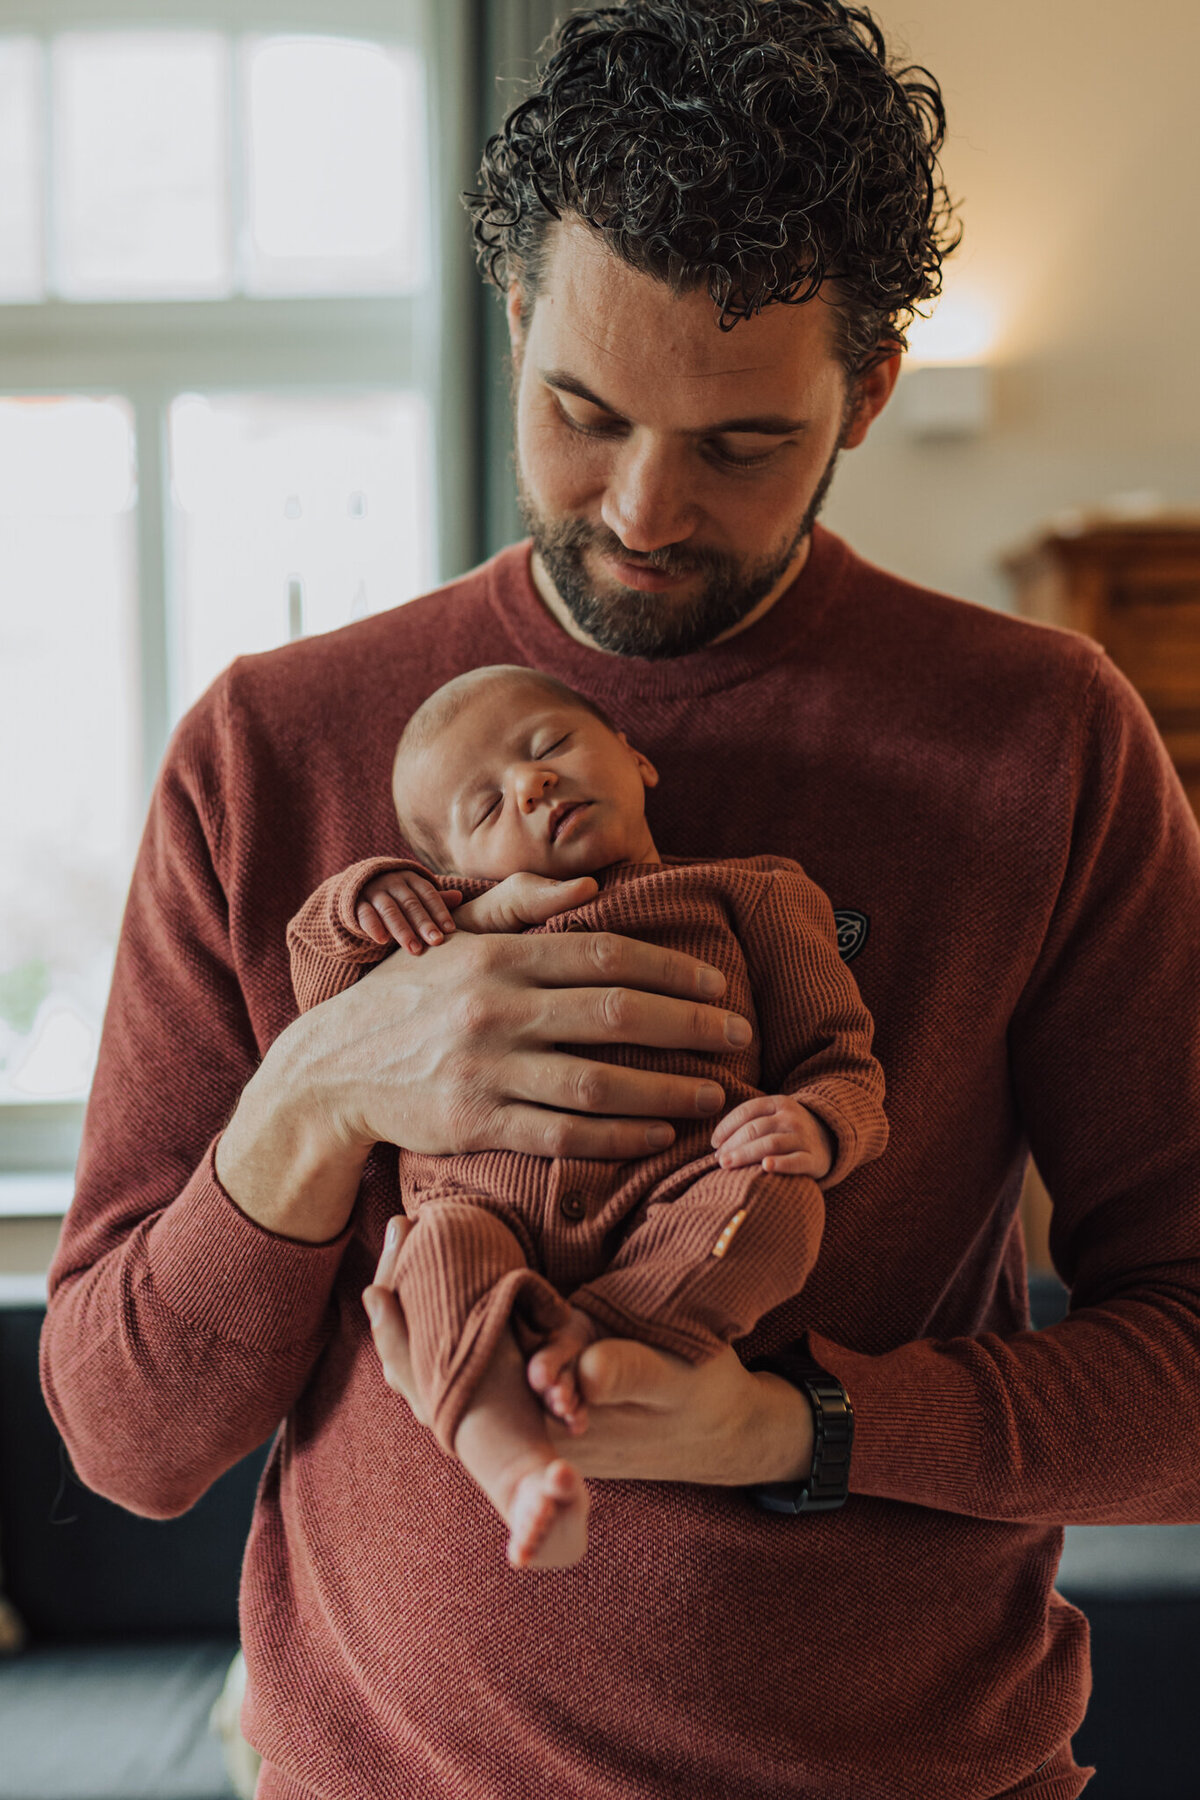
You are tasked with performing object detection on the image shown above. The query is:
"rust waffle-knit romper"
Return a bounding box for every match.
[288,852,888,1449]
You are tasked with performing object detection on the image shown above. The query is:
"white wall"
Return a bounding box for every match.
[822,0,1200,610]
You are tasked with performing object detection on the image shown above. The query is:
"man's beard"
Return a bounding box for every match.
[516,434,845,660]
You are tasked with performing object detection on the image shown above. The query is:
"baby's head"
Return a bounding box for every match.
[391,666,660,880]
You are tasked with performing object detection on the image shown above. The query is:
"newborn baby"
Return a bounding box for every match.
[287,664,888,1570]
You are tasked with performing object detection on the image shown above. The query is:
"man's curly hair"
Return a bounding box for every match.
[465,0,960,374]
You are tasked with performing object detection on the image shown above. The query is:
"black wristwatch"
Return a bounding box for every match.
[746,1348,854,1514]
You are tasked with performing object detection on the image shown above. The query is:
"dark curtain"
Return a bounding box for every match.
[468,1,565,558]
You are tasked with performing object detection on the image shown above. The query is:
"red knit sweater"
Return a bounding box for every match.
[41,528,1200,1800]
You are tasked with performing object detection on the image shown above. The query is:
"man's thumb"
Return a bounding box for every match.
[575,1335,662,1407]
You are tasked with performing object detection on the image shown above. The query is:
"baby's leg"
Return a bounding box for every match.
[453,1323,589,1570]
[569,1165,825,1360]
[525,1306,601,1433]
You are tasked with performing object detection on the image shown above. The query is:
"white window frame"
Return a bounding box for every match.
[0,0,480,1196]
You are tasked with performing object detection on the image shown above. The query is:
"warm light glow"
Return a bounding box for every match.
[907,291,998,365]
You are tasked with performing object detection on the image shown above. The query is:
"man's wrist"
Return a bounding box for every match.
[746,1353,854,1513]
[750,1368,816,1485]
[215,1014,371,1243]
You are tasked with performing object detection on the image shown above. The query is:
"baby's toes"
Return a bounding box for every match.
[525,1345,560,1399]
[545,1369,586,1425]
[507,1462,588,1569]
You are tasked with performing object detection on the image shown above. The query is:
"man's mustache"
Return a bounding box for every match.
[549,520,723,580]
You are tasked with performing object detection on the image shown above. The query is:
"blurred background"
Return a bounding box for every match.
[0,3,1197,1796]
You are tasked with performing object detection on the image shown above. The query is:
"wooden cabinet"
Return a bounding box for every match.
[1005,520,1200,1271]
[1005,519,1200,820]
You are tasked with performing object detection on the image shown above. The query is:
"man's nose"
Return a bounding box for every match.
[601,436,697,554]
[516,766,557,812]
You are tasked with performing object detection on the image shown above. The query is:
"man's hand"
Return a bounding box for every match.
[711,1094,836,1179]
[217,914,746,1241]
[308,922,747,1163]
[363,1219,815,1488]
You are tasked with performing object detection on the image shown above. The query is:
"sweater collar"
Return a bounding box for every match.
[485,524,850,705]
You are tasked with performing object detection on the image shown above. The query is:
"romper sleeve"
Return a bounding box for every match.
[738,865,889,1187]
[287,856,457,1011]
[805,652,1200,1525]
[39,677,351,1520]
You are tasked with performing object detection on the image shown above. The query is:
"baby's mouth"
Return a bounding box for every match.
[549,801,591,843]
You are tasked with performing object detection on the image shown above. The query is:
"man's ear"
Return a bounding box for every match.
[841,346,903,449]
[619,732,660,789]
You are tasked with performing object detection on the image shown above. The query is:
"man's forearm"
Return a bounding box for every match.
[215,1008,372,1244]
[45,1010,361,1517]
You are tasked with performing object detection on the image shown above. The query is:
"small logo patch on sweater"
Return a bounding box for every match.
[834,910,869,962]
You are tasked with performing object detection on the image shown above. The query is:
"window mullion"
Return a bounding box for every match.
[129,386,171,803]
[229,28,245,291]
[37,31,54,298]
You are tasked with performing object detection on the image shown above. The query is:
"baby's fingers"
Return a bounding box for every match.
[370,876,458,952]
[405,875,461,937]
[717,1130,803,1170]
[761,1152,822,1176]
[354,900,393,946]
[363,886,431,954]
[710,1094,778,1150]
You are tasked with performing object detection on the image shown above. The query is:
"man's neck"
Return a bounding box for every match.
[528,536,812,655]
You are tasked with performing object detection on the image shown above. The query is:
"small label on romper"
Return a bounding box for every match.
[711,1209,747,1258]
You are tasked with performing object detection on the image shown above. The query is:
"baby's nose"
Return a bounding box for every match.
[518,768,556,812]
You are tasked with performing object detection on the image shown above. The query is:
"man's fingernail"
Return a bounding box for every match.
[697,1084,724,1115]
[696,967,724,998]
[384,1217,400,1254]
[646,1125,674,1148]
[725,1016,752,1047]
[362,1290,382,1325]
[423,926,441,943]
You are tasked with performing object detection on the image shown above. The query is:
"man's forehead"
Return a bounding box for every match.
[531,218,839,396]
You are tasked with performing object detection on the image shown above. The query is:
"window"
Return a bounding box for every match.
[0,0,475,1183]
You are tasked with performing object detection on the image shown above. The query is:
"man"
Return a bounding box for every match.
[41,4,1200,1797]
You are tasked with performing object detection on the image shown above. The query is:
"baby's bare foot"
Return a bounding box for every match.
[526,1307,599,1432]
[506,1459,589,1569]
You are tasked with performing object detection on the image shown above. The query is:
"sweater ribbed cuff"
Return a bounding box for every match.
[146,1135,353,1352]
[804,1327,980,1506]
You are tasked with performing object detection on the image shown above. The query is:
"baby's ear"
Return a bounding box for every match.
[617,730,659,789]
[634,750,660,789]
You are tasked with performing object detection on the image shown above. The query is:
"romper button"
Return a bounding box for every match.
[559,1190,587,1221]
[564,919,587,932]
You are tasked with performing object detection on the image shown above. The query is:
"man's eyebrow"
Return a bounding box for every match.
[540,369,809,437]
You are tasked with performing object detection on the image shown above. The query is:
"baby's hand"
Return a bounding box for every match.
[356,870,463,955]
[454,872,599,935]
[711,1094,836,1180]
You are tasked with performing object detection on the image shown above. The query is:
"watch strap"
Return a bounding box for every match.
[746,1348,854,1514]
